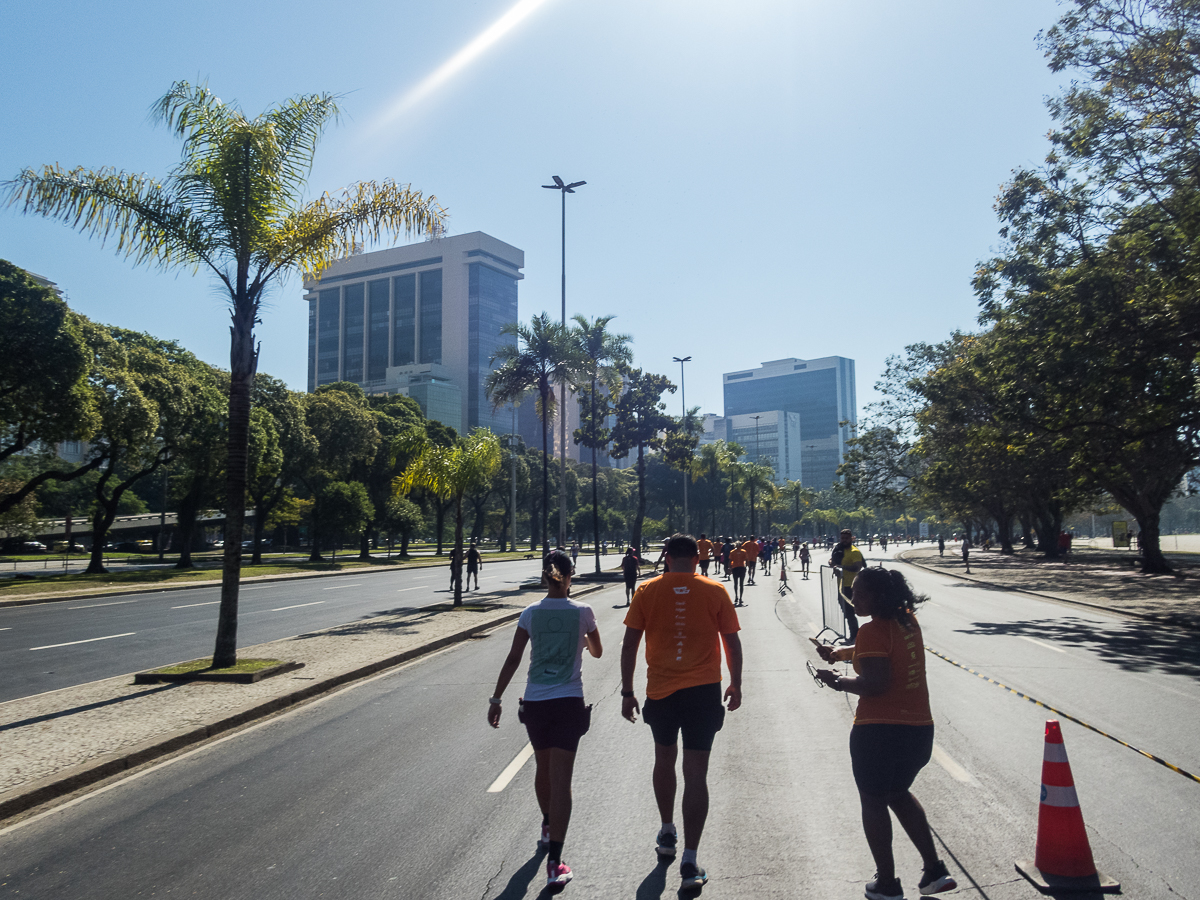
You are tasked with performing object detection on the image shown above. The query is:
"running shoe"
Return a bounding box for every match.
[546,861,573,890]
[656,828,677,858]
[918,860,956,895]
[538,823,550,851]
[680,862,708,889]
[865,874,904,900]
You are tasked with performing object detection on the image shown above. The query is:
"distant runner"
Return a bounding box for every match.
[466,541,482,591]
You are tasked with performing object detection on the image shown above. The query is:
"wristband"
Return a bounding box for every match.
[489,697,502,704]
[620,690,635,698]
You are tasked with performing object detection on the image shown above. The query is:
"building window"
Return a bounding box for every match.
[343,282,364,383]
[317,288,340,385]
[368,279,389,381]
[468,263,518,432]
[420,268,442,365]
[393,274,415,366]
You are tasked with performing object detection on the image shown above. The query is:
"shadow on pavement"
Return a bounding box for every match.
[490,849,546,900]
[0,683,181,732]
[957,617,1200,679]
[635,858,671,900]
[290,602,515,640]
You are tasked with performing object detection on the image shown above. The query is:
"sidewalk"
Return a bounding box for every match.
[0,582,607,824]
[900,543,1200,630]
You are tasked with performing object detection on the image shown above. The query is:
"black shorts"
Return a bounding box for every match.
[642,682,725,752]
[849,723,934,796]
[699,559,710,575]
[521,696,591,752]
[731,566,746,582]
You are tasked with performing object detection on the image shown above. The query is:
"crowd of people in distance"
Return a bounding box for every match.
[487,529,958,900]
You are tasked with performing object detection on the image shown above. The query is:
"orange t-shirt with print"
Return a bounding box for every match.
[852,616,933,726]
[625,573,740,700]
[741,540,758,562]
[697,538,713,560]
[728,548,747,568]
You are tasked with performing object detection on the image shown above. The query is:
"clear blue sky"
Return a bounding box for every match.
[2,0,1065,420]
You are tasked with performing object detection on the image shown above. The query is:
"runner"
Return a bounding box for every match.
[742,536,759,585]
[961,535,972,574]
[488,550,603,893]
[799,541,811,579]
[621,546,641,606]
[621,534,743,891]
[728,541,748,605]
[721,537,734,580]
[697,533,713,577]
[829,529,864,641]
[761,537,773,576]
[792,536,800,560]
[812,567,957,900]
[466,540,482,591]
[777,551,790,594]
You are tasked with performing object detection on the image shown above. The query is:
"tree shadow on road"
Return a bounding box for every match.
[956,617,1200,680]
[290,602,518,640]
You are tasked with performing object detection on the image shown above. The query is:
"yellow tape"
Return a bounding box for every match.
[925,646,1200,786]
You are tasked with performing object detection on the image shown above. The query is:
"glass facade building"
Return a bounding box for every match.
[722,357,856,489]
[302,233,524,435]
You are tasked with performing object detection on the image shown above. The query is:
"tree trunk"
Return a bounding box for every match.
[212,294,257,669]
[435,502,445,556]
[541,397,550,555]
[358,528,372,561]
[591,384,601,574]
[453,494,464,606]
[1020,514,1035,549]
[85,465,122,575]
[749,485,757,536]
[632,441,646,552]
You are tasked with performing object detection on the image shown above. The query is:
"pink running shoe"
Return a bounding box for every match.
[546,860,573,891]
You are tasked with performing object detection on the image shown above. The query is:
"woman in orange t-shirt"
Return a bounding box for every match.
[813,568,956,900]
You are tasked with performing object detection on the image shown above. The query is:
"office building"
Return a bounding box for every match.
[722,356,856,489]
[302,232,523,435]
[701,411,802,485]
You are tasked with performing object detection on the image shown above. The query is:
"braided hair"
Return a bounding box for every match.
[853,566,927,626]
[543,549,574,588]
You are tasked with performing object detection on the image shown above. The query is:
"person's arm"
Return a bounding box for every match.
[487,627,530,727]
[721,632,743,711]
[585,627,603,658]
[814,642,854,663]
[620,626,643,722]
[815,656,889,696]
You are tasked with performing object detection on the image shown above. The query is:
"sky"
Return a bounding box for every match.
[1,0,1067,421]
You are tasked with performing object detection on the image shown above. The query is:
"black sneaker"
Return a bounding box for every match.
[680,861,708,889]
[655,828,677,859]
[865,875,904,900]
[918,860,956,895]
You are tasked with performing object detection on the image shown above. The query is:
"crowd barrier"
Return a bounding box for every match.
[816,564,848,644]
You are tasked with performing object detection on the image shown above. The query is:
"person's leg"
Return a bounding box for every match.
[534,748,552,823]
[680,749,711,851]
[547,748,577,842]
[859,791,896,882]
[653,741,678,823]
[888,791,939,869]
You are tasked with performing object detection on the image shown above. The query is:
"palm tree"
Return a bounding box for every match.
[571,314,632,574]
[396,429,502,606]
[4,82,444,666]
[486,313,579,555]
[733,461,775,535]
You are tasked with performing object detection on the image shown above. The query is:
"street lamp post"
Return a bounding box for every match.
[510,403,518,553]
[753,415,761,462]
[542,175,586,550]
[673,355,691,533]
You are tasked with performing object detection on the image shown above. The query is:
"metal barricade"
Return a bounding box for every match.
[817,565,848,643]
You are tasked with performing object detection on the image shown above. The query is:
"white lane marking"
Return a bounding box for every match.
[30,632,136,651]
[241,586,274,591]
[931,743,973,783]
[68,600,139,609]
[323,584,363,590]
[270,601,325,611]
[172,601,219,609]
[397,586,423,592]
[0,627,11,631]
[488,742,535,793]
[1018,636,1067,654]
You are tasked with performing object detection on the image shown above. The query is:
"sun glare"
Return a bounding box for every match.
[369,0,557,132]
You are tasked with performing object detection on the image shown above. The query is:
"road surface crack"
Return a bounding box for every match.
[480,859,504,900]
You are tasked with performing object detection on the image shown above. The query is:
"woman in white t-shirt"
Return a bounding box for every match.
[488,550,602,892]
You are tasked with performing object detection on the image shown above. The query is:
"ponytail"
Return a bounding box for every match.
[854,566,927,625]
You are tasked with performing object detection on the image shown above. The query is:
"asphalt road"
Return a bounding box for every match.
[0,552,1196,899]
[0,557,547,703]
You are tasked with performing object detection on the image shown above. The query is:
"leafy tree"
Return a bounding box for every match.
[4,81,443,666]
[247,375,315,564]
[487,312,580,553]
[571,314,631,572]
[610,367,675,552]
[353,393,426,559]
[0,262,103,515]
[312,481,373,561]
[396,429,502,605]
[168,363,228,567]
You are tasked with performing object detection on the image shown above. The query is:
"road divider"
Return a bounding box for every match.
[926,645,1200,785]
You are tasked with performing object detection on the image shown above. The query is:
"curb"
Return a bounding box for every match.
[0,556,535,608]
[897,551,1200,632]
[0,580,610,824]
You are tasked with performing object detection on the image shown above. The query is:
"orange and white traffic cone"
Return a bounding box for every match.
[1015,720,1120,893]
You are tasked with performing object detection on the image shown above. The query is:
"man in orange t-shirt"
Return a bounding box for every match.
[728,544,748,606]
[696,533,713,577]
[741,537,759,584]
[621,534,742,891]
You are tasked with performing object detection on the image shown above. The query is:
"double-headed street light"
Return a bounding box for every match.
[673,356,692,533]
[542,175,586,549]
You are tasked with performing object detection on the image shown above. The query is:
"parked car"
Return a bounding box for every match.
[20,541,47,553]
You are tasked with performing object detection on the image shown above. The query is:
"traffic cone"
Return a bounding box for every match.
[1015,720,1120,893]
